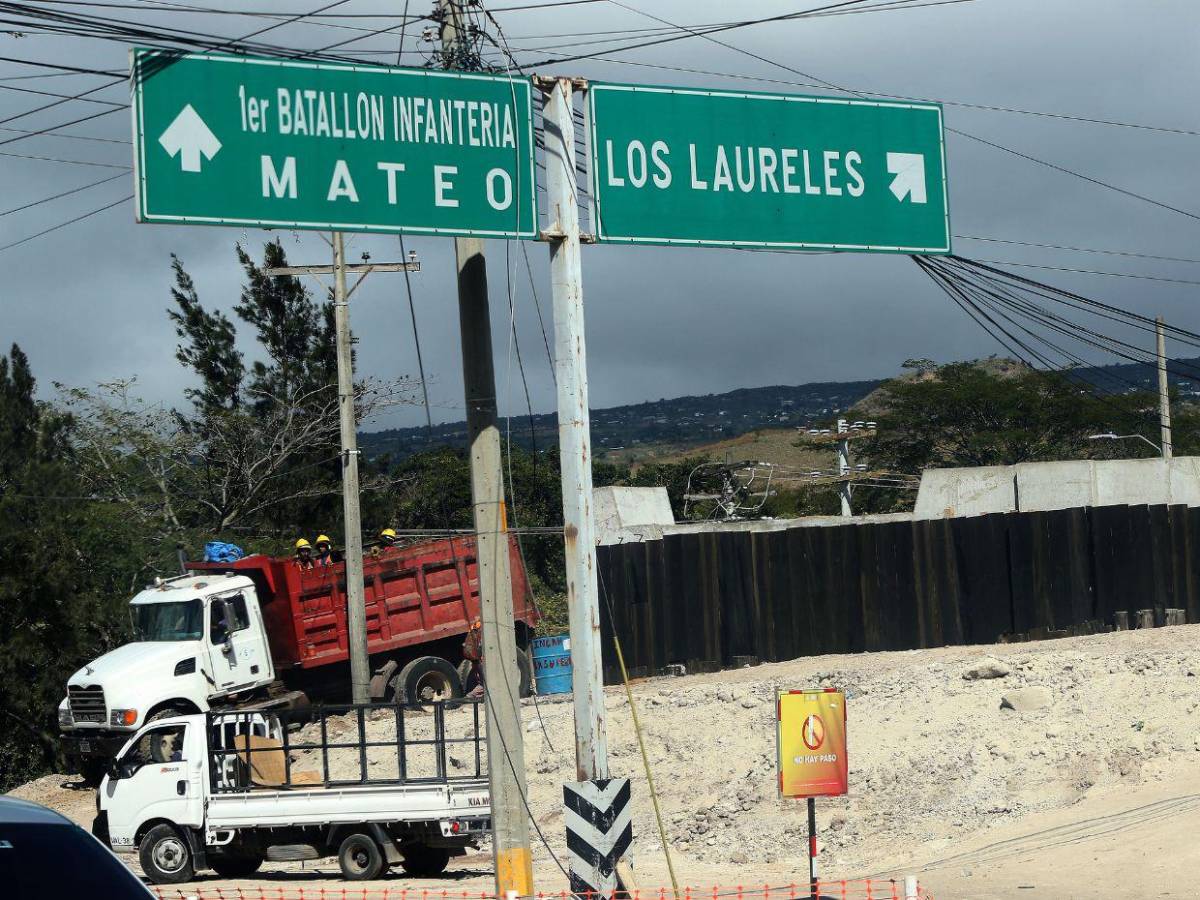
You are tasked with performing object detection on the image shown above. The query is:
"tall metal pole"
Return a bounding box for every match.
[332,231,370,704]
[542,76,609,782]
[439,3,532,897]
[836,418,852,517]
[1157,316,1173,459]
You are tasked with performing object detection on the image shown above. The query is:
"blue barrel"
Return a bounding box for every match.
[530,633,573,695]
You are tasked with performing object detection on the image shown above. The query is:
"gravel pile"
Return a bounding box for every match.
[13,624,1200,882]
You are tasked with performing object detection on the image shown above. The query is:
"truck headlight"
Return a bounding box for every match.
[110,709,138,727]
[58,704,73,728]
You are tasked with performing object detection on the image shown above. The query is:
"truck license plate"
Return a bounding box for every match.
[79,740,91,753]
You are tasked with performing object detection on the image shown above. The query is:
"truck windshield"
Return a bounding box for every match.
[131,599,203,641]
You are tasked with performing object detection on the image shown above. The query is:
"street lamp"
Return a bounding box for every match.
[1087,433,1163,453]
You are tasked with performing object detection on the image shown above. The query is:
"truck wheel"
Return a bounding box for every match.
[139,823,194,885]
[338,832,385,881]
[400,843,451,877]
[79,757,108,787]
[91,812,109,845]
[211,852,264,878]
[392,656,462,705]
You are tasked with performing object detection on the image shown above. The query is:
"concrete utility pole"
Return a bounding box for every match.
[332,231,371,704]
[266,246,422,704]
[836,418,852,517]
[541,75,609,782]
[1157,316,1173,459]
[439,3,532,896]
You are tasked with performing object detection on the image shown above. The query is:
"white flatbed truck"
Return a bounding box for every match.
[94,701,491,884]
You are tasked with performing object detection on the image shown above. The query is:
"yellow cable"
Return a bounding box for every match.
[610,630,681,900]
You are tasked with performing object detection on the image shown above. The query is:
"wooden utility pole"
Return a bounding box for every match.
[1157,316,1173,459]
[439,2,533,896]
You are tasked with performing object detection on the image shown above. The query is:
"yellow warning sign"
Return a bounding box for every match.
[777,689,848,798]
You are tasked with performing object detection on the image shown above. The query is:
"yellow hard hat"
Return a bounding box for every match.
[295,538,312,550]
[315,534,331,545]
[380,528,397,539]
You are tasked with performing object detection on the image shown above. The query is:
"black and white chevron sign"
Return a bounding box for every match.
[563,778,633,899]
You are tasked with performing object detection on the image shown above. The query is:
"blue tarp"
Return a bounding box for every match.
[203,541,244,563]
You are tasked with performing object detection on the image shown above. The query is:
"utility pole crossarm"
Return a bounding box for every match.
[265,262,421,276]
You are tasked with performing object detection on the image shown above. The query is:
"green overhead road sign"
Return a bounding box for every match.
[587,83,950,254]
[131,49,536,238]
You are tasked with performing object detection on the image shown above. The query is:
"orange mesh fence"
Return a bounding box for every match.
[152,882,932,900]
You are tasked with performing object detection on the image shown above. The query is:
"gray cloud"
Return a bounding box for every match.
[2,0,1197,429]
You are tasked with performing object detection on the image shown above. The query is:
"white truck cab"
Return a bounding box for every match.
[95,705,490,884]
[59,573,274,778]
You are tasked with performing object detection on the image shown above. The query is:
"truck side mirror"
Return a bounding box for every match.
[107,759,121,780]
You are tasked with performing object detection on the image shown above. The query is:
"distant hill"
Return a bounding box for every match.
[360,379,881,460]
[360,356,1200,461]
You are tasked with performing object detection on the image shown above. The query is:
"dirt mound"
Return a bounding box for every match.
[7,773,96,824]
[12,624,1200,897]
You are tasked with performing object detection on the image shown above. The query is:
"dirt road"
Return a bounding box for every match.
[14,624,1200,898]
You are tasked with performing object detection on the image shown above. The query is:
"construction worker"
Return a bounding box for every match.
[371,527,399,558]
[294,538,315,570]
[461,616,484,698]
[314,535,336,567]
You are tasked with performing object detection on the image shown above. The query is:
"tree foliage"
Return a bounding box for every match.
[0,345,148,790]
[859,361,1178,476]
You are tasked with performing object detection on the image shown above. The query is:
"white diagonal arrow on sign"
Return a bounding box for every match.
[886,152,927,204]
[158,104,221,173]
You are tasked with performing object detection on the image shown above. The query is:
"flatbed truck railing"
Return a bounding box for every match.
[208,700,486,793]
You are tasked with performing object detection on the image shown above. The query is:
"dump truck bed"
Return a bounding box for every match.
[191,535,535,671]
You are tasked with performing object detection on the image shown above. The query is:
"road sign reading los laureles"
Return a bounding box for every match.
[777,689,848,798]
[131,49,536,238]
[588,83,949,254]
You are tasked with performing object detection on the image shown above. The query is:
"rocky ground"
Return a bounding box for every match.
[14,624,1200,898]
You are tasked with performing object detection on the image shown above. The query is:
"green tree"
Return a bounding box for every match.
[0,345,148,790]
[167,254,244,413]
[233,240,338,409]
[859,361,1161,477]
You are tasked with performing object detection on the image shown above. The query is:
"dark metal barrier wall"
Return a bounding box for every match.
[596,503,1200,682]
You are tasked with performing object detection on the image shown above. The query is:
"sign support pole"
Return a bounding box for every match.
[541,75,610,783]
[438,4,532,898]
[807,796,818,900]
[332,231,370,705]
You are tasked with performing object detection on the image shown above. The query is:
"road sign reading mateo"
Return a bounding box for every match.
[588,83,949,253]
[131,49,536,238]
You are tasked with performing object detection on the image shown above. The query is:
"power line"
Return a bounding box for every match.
[0,103,125,147]
[583,3,1200,225]
[0,192,131,253]
[565,53,1199,138]
[0,170,125,215]
[0,122,129,144]
[0,147,128,167]
[955,234,1200,266]
[524,0,878,66]
[947,127,1200,223]
[969,258,1200,287]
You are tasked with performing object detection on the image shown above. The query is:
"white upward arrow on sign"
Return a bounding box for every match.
[886,152,927,204]
[158,104,221,173]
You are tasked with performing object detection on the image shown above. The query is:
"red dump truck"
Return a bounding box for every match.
[59,536,537,776]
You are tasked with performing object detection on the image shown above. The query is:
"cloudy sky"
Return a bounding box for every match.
[2,0,1198,430]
